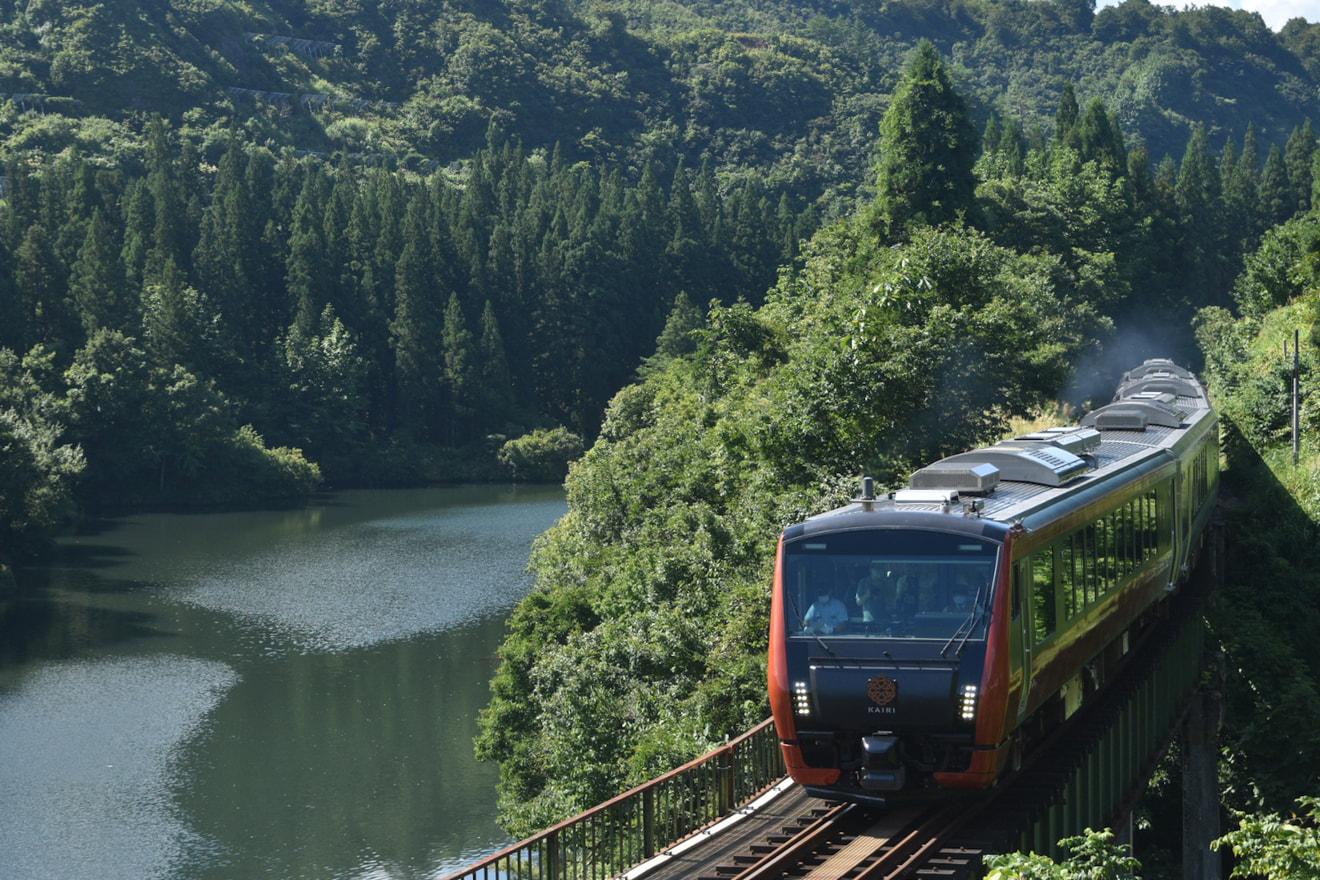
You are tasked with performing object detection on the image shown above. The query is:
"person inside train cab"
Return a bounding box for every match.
[805,583,850,635]
[855,561,892,622]
[944,587,971,613]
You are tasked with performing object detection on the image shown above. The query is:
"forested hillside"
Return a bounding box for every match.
[2,0,1319,182]
[472,39,1320,847]
[2,0,1319,549]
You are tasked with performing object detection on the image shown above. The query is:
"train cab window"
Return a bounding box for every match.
[782,529,1000,641]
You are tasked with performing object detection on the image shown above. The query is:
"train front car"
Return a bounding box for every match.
[769,358,1219,805]
[767,498,1017,804]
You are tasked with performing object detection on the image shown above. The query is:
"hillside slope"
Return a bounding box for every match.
[1,0,1318,210]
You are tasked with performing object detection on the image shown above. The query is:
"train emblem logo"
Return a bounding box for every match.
[867,675,897,707]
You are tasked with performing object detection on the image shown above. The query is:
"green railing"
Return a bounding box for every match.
[443,718,785,880]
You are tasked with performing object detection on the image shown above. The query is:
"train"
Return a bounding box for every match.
[767,359,1219,804]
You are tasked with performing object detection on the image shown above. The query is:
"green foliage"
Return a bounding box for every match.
[1216,797,1320,880]
[59,328,320,508]
[497,427,585,482]
[478,197,1108,832]
[1193,219,1320,819]
[0,346,85,555]
[868,41,980,240]
[272,307,370,478]
[985,829,1141,879]
[1229,216,1320,321]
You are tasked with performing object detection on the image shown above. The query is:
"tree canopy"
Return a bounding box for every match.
[868,40,981,240]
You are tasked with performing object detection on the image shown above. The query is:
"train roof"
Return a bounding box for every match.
[798,359,1217,535]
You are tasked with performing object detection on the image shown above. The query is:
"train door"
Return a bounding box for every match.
[1011,558,1033,713]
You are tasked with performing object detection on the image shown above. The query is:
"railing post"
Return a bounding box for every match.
[643,787,656,859]
[718,748,735,815]
[547,828,559,880]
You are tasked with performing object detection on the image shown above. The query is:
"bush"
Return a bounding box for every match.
[984,829,1141,879]
[497,427,584,481]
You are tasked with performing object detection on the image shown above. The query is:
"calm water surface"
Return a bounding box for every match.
[0,484,567,880]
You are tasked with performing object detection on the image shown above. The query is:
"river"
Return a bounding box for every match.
[0,484,567,880]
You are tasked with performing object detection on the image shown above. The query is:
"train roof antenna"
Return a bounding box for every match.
[859,476,876,512]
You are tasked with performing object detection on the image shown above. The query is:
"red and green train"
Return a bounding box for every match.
[768,359,1219,803]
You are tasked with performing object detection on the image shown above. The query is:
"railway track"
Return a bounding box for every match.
[689,795,985,880]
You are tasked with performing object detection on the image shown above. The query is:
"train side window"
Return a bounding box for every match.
[1143,490,1158,563]
[1123,499,1136,576]
[1077,527,1087,609]
[1136,498,1145,568]
[1158,481,1173,555]
[1117,503,1130,580]
[1032,550,1056,644]
[1098,515,1113,596]
[1061,535,1078,619]
[1011,561,1022,621]
[1109,509,1122,590]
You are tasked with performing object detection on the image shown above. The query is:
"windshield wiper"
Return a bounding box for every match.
[941,580,988,658]
[786,590,836,657]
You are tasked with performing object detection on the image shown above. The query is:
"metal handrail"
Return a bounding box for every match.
[443,718,785,880]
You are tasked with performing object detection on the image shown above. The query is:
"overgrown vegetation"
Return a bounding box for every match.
[472,33,1320,880]
[4,0,1320,868]
[985,829,1142,879]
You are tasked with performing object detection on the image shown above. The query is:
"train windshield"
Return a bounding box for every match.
[783,529,999,641]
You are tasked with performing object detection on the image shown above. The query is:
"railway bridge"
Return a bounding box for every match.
[444,520,1224,880]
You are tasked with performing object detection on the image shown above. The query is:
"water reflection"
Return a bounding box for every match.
[0,655,239,880]
[0,485,566,880]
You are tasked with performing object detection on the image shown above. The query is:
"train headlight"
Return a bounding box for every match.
[960,684,978,722]
[792,681,811,718]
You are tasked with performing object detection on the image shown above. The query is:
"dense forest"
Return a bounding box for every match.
[3,0,1320,869]
[2,0,1319,545]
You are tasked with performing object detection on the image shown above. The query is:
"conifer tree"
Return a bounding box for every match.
[637,289,703,379]
[982,114,1003,156]
[54,154,101,274]
[69,208,132,336]
[1055,81,1080,148]
[1076,98,1126,176]
[1260,144,1292,228]
[120,179,154,290]
[477,299,516,435]
[1176,123,1232,303]
[142,120,190,286]
[193,137,256,363]
[1285,120,1317,215]
[667,160,704,297]
[868,41,980,240]
[16,224,76,355]
[286,168,333,336]
[389,200,443,437]
[141,257,201,370]
[1224,126,1262,240]
[0,237,18,353]
[442,291,476,446]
